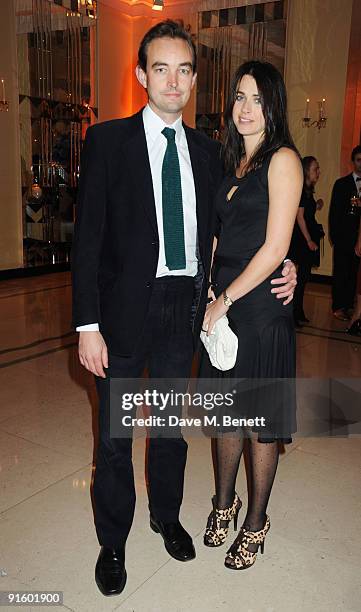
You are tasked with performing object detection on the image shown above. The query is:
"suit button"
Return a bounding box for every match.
[146,282,152,288]
[151,241,158,247]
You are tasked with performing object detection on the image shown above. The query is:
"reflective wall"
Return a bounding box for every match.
[196,0,287,137]
[16,0,97,267]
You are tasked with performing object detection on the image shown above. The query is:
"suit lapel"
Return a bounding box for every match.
[348,173,357,194]
[184,124,210,254]
[122,110,158,238]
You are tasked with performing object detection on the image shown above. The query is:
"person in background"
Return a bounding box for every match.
[290,156,324,327]
[329,145,361,321]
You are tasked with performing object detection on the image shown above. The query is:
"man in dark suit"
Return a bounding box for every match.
[72,20,297,596]
[329,145,361,320]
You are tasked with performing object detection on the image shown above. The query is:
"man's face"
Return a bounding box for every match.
[136,37,196,122]
[353,154,361,175]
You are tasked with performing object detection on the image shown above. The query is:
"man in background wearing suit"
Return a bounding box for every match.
[72,20,297,597]
[329,145,361,320]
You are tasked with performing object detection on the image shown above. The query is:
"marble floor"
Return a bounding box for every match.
[0,273,360,612]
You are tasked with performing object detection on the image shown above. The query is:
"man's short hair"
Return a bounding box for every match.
[351,145,361,161]
[138,20,197,73]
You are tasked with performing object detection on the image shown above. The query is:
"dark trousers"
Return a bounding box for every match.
[93,276,195,547]
[332,246,360,311]
[293,252,313,319]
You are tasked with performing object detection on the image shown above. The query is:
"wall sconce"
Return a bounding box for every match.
[302,98,327,130]
[0,79,9,112]
[152,0,164,11]
[86,0,96,18]
[76,0,97,17]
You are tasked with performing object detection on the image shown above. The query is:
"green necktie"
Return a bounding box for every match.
[161,127,186,271]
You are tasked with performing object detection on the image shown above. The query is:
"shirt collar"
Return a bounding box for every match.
[143,104,183,145]
[352,172,361,182]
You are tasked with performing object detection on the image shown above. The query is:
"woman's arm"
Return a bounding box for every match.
[226,148,302,301]
[203,148,303,333]
[296,208,318,251]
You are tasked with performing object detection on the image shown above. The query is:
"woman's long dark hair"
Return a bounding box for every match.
[222,60,297,175]
[302,155,317,195]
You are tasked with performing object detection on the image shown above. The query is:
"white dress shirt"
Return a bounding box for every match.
[76,104,197,332]
[352,172,361,196]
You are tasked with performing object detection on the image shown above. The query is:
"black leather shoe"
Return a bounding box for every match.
[150,517,196,562]
[346,319,361,336]
[95,547,127,596]
[333,309,350,321]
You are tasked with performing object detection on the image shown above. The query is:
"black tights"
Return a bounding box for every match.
[215,431,279,532]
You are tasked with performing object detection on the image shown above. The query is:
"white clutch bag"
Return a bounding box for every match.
[200,315,238,371]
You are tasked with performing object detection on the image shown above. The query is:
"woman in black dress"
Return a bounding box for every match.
[291,156,324,326]
[201,61,303,570]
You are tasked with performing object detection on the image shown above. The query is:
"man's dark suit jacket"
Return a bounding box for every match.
[71,109,222,357]
[329,173,360,250]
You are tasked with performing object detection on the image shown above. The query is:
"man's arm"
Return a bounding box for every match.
[76,323,99,331]
[271,259,297,305]
[72,125,107,327]
[72,125,108,377]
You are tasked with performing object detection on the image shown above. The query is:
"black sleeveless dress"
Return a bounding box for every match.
[200,153,297,443]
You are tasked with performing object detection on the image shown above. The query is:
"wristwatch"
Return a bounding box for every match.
[223,290,234,307]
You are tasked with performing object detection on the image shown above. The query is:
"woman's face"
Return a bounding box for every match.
[307,160,320,185]
[232,74,265,138]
